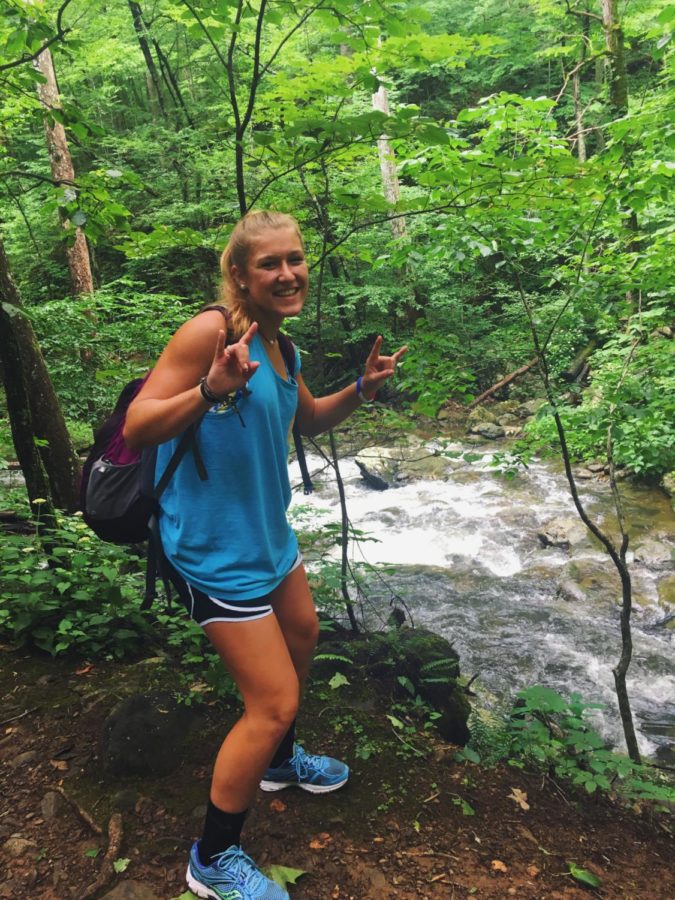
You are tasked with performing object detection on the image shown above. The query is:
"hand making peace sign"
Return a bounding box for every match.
[359,335,408,401]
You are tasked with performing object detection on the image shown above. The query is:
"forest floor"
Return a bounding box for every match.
[1,648,673,900]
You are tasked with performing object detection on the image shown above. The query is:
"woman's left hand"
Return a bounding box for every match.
[360,336,408,400]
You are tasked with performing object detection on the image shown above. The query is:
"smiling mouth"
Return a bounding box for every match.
[274,287,301,297]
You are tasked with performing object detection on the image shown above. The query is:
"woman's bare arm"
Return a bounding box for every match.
[123,312,259,450]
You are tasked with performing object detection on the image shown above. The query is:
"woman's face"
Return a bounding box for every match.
[233,225,309,325]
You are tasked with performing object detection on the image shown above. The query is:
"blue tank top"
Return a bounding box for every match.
[156,333,300,600]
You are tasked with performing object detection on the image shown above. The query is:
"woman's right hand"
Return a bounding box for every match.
[205,322,260,396]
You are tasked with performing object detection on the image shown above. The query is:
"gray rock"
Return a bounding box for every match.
[100,882,161,900]
[2,836,37,858]
[468,422,506,439]
[537,516,588,549]
[466,406,498,427]
[517,398,546,418]
[355,459,389,490]
[497,413,520,426]
[662,471,675,498]
[573,467,595,480]
[587,462,606,473]
[100,692,195,777]
[8,750,38,769]
[40,791,68,822]
[633,539,674,570]
[557,580,587,603]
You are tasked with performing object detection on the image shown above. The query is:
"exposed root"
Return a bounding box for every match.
[82,812,123,898]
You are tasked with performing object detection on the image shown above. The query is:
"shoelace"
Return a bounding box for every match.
[214,847,267,893]
[290,746,328,778]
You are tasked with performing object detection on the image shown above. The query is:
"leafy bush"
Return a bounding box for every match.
[523,323,675,477]
[0,511,153,658]
[463,685,675,807]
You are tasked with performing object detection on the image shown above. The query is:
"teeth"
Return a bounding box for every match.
[276,289,297,296]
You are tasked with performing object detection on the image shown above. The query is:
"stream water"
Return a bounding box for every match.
[289,442,675,762]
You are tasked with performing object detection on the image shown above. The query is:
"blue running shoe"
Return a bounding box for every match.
[260,744,349,794]
[186,842,289,900]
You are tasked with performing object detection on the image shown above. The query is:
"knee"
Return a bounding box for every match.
[248,684,299,736]
[293,610,320,652]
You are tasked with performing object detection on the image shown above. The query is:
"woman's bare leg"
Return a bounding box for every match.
[268,562,319,688]
[203,614,300,811]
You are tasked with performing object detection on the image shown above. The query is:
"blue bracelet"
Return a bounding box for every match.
[356,376,372,403]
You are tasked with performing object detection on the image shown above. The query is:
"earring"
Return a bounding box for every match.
[239,283,246,290]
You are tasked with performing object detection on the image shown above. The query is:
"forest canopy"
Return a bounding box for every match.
[0,0,673,480]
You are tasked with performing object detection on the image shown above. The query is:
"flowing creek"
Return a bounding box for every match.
[289,441,675,762]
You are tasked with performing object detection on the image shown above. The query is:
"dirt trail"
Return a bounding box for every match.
[1,651,673,899]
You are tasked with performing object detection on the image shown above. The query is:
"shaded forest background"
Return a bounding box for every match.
[1,0,672,502]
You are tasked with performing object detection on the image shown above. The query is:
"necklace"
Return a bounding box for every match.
[259,330,277,346]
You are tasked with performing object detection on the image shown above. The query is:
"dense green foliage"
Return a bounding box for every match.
[1,0,672,476]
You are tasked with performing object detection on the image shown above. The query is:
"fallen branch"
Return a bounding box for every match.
[0,706,39,727]
[82,812,123,898]
[467,357,539,409]
[50,785,103,835]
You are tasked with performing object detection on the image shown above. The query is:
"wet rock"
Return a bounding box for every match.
[40,790,68,822]
[662,471,675,505]
[8,750,38,769]
[557,580,587,603]
[497,413,520,426]
[537,516,588,550]
[633,539,673,570]
[466,406,498,427]
[562,560,621,605]
[469,421,506,439]
[355,459,389,490]
[573,466,595,480]
[355,445,453,488]
[516,398,546,419]
[2,836,37,857]
[100,692,196,777]
[657,575,675,608]
[100,882,161,900]
[587,462,606,473]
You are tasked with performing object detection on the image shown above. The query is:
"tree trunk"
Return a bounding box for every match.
[34,48,94,297]
[371,84,406,240]
[128,0,166,117]
[371,79,421,327]
[0,237,81,512]
[600,0,628,114]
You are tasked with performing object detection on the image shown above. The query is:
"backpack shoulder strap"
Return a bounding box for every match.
[278,332,298,378]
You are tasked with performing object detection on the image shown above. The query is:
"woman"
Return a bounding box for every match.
[124,210,406,900]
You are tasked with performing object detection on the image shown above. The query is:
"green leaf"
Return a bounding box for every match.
[266,865,306,889]
[568,863,601,888]
[113,858,130,873]
[84,848,101,858]
[329,672,349,690]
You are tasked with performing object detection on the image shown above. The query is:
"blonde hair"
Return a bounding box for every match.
[218,210,304,339]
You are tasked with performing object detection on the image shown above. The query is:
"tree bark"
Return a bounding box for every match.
[600,0,628,113]
[34,48,94,297]
[128,0,167,117]
[371,84,406,240]
[0,237,81,512]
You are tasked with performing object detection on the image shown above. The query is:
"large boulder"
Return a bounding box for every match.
[633,539,674,570]
[354,444,453,489]
[537,516,588,550]
[468,421,506,440]
[353,627,471,746]
[100,692,196,777]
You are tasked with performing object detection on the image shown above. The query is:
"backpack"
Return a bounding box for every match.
[80,305,313,608]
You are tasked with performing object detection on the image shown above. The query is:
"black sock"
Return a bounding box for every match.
[198,800,247,866]
[270,719,296,768]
